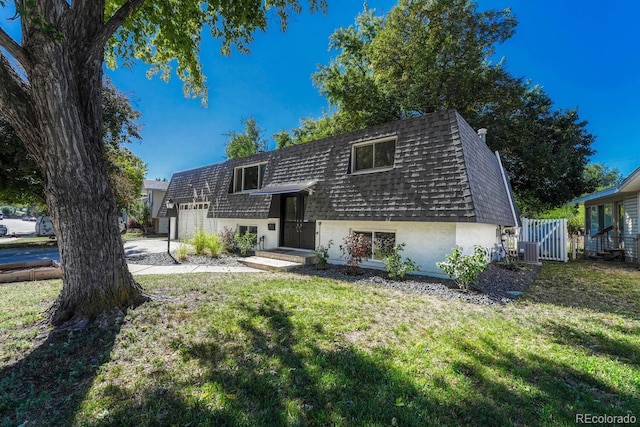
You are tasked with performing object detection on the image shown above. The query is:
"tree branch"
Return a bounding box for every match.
[0,26,32,70]
[0,53,38,146]
[83,0,146,65]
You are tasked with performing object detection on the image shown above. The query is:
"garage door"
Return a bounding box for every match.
[177,202,210,240]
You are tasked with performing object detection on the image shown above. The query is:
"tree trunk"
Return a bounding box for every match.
[17,2,149,327]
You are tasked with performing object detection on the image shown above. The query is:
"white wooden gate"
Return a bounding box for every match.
[520,218,568,262]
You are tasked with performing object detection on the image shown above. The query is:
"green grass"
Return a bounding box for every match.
[0,236,57,249]
[0,260,638,426]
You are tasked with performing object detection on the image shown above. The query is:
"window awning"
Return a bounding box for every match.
[249,180,317,195]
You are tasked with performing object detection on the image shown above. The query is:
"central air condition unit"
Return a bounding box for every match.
[518,241,540,264]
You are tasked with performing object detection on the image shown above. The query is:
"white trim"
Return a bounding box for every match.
[351,136,397,174]
[233,162,267,193]
[496,151,518,226]
[351,229,397,261]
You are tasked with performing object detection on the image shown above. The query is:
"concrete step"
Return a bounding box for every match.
[255,249,317,265]
[238,256,303,272]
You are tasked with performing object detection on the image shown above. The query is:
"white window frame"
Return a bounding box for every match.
[350,136,397,175]
[587,203,613,236]
[179,202,210,211]
[352,230,397,261]
[233,162,267,193]
[237,225,258,235]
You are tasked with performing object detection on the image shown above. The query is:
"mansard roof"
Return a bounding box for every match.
[160,109,518,226]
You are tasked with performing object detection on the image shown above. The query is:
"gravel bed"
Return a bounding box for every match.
[295,263,540,306]
[127,252,245,267]
[127,252,539,306]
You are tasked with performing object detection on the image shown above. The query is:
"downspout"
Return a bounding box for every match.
[495,151,518,226]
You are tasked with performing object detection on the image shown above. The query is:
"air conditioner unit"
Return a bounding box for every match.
[518,241,539,264]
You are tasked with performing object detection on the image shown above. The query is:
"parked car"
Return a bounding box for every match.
[29,216,37,222]
[35,216,55,237]
[0,224,7,237]
[0,212,3,220]
[22,215,31,221]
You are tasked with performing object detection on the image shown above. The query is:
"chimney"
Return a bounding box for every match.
[477,128,488,144]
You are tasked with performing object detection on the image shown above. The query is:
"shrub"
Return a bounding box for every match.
[340,233,370,275]
[313,240,333,270]
[191,229,208,255]
[496,255,529,272]
[236,232,257,256]
[383,243,420,280]
[206,233,223,258]
[175,241,189,261]
[220,227,238,253]
[436,245,488,291]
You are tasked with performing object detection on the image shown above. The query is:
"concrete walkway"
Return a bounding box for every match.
[128,263,263,275]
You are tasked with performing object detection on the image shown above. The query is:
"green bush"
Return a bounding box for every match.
[382,243,420,280]
[313,240,333,270]
[206,233,223,258]
[235,232,257,256]
[191,229,208,255]
[175,241,189,261]
[436,245,488,291]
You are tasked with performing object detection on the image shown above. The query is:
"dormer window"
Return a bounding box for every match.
[352,137,396,173]
[233,162,267,193]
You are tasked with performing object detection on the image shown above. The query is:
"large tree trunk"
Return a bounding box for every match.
[16,2,149,327]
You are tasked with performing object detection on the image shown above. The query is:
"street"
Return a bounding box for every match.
[0,238,181,265]
[0,246,60,264]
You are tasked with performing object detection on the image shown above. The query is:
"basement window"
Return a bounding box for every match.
[238,225,258,235]
[352,230,396,260]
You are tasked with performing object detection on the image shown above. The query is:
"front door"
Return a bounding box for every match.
[281,194,315,249]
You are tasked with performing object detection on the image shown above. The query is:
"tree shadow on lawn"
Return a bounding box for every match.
[521,260,640,318]
[83,296,638,426]
[448,333,639,425]
[542,319,640,366]
[0,322,122,426]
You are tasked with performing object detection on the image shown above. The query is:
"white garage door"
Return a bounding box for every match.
[177,202,210,240]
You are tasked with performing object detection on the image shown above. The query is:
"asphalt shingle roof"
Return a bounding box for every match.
[160,110,518,226]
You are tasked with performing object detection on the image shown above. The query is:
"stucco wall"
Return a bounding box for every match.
[210,218,280,250]
[173,210,501,276]
[175,214,280,250]
[455,222,501,254]
[317,220,498,278]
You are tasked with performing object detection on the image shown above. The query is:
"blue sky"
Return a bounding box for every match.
[6,2,639,181]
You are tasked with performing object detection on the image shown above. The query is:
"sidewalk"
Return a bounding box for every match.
[128,263,263,275]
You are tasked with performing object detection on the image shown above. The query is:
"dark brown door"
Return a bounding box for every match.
[281,195,315,249]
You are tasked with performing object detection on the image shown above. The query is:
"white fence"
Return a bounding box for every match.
[520,218,568,262]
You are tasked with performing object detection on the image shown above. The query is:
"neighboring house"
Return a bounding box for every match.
[160,109,519,277]
[142,179,170,234]
[571,167,640,262]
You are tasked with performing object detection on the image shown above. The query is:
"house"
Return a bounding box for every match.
[142,179,169,234]
[160,109,519,277]
[571,167,640,262]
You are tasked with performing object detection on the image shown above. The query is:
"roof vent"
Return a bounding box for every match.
[477,128,488,144]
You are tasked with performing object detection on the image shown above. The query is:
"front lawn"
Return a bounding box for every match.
[1,261,638,426]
